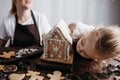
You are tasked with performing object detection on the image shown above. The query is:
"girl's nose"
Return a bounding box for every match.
[78,49,84,54]
[77,45,83,53]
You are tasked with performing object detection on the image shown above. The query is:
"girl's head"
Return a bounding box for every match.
[10,0,33,14]
[77,26,120,60]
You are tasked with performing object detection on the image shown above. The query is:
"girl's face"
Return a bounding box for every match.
[76,32,99,60]
[16,0,33,9]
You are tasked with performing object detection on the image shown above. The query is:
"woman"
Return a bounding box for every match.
[0,0,51,47]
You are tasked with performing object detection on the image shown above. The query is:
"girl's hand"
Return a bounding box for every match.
[68,23,76,33]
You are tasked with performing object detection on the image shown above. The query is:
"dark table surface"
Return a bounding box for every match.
[0,47,120,80]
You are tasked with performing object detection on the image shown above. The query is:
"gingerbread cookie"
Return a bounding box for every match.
[0,65,4,71]
[9,73,25,80]
[47,70,65,80]
[26,71,44,80]
[0,51,15,59]
[3,65,17,72]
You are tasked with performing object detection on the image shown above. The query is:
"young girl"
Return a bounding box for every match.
[69,22,120,73]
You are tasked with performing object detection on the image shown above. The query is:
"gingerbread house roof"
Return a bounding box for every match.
[45,19,73,45]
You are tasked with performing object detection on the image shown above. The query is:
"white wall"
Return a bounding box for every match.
[0,0,120,27]
[0,0,11,24]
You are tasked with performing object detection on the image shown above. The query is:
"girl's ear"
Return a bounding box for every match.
[94,59,98,62]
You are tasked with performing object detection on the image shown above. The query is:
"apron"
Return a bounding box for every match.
[11,11,41,48]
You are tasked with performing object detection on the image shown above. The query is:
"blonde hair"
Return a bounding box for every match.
[10,0,17,14]
[86,26,120,73]
[93,26,120,59]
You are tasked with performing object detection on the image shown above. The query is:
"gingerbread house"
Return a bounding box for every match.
[40,20,73,64]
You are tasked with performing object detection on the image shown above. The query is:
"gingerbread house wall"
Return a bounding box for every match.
[43,28,71,62]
